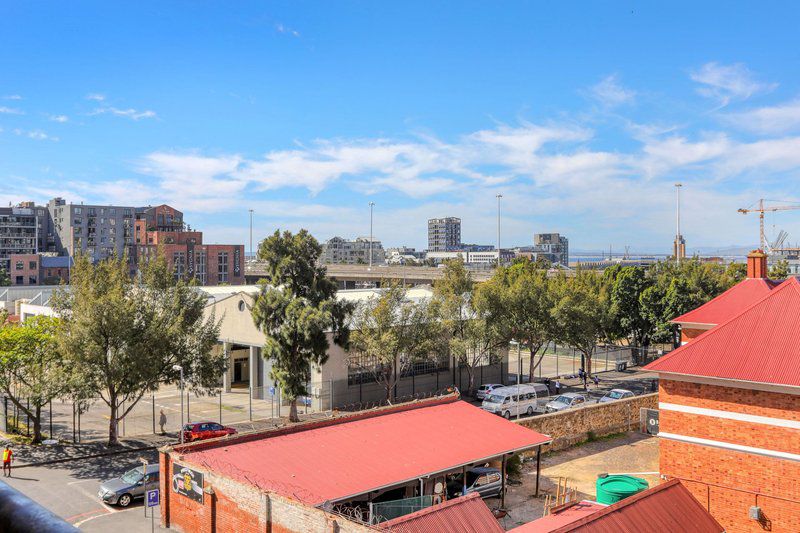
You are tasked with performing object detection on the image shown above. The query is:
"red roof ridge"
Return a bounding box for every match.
[671,276,778,325]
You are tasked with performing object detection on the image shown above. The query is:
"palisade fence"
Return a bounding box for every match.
[0,342,670,443]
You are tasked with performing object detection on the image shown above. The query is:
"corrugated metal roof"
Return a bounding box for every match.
[646,276,800,387]
[182,398,550,506]
[510,501,605,532]
[671,277,777,326]
[378,493,504,533]
[511,480,722,532]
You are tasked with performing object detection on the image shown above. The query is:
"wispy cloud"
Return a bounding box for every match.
[2,95,22,100]
[725,98,800,134]
[91,106,157,120]
[0,106,24,115]
[275,23,300,37]
[13,129,59,142]
[86,93,106,101]
[48,114,69,123]
[691,62,776,107]
[588,75,636,107]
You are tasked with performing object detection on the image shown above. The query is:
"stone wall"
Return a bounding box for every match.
[515,393,658,453]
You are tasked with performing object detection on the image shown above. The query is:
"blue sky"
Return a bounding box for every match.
[3,2,800,253]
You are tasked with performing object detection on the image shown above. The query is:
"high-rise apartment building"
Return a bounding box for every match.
[48,197,136,262]
[427,217,461,252]
[321,236,385,265]
[0,205,42,272]
[532,233,569,266]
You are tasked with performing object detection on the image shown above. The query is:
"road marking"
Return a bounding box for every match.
[67,479,95,485]
[73,505,143,527]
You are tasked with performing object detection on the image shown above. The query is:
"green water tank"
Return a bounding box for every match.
[595,474,649,504]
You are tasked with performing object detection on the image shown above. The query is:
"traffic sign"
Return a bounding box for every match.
[269,386,276,396]
[146,489,160,508]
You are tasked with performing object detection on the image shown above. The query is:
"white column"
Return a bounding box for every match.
[249,346,262,399]
[222,342,232,393]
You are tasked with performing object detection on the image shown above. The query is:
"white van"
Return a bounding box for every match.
[480,384,550,419]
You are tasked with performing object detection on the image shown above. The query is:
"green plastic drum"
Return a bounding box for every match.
[595,475,649,504]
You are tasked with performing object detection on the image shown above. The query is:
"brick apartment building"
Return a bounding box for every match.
[6,254,70,286]
[646,253,800,532]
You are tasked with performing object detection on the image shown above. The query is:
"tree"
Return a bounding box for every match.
[769,259,790,279]
[0,316,75,443]
[477,262,556,381]
[251,230,351,422]
[0,265,9,287]
[53,252,223,446]
[434,261,504,394]
[349,281,443,401]
[609,266,654,347]
[552,270,606,378]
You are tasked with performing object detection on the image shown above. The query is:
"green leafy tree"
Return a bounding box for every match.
[0,316,75,443]
[477,262,556,381]
[349,280,443,401]
[552,270,606,377]
[53,252,223,446]
[251,230,352,422]
[769,259,790,279]
[609,266,654,347]
[434,261,504,394]
[0,265,9,287]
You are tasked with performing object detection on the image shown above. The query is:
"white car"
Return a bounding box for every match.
[475,383,504,401]
[598,389,635,403]
[545,393,587,413]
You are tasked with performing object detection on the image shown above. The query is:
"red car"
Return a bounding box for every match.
[182,422,237,442]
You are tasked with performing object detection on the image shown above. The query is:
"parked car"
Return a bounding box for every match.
[545,393,587,413]
[98,463,160,507]
[475,383,504,401]
[446,467,504,499]
[182,421,237,442]
[480,384,550,419]
[599,389,635,403]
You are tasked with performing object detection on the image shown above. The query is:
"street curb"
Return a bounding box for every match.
[15,444,168,469]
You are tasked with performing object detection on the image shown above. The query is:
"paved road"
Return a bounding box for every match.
[3,448,168,531]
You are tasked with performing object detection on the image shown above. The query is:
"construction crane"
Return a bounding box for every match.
[738,199,800,252]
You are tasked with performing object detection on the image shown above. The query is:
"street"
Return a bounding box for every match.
[2,448,167,531]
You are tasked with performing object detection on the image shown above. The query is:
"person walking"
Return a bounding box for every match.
[555,380,562,395]
[592,375,600,388]
[159,409,167,435]
[3,445,12,477]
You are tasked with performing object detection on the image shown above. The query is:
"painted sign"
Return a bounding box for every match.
[146,489,160,508]
[172,463,204,504]
[644,408,659,435]
[233,246,241,276]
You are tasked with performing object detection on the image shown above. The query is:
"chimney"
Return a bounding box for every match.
[747,250,768,279]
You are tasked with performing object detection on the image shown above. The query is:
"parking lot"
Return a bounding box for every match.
[2,448,168,531]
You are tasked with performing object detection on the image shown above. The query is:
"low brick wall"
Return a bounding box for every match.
[516,393,658,453]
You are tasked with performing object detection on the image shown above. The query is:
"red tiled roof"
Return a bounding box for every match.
[646,276,800,387]
[671,277,777,326]
[181,398,550,506]
[511,480,722,533]
[510,501,604,532]
[378,493,504,533]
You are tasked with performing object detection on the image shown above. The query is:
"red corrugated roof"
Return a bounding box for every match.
[646,276,800,387]
[182,399,550,506]
[511,501,605,532]
[378,492,504,533]
[511,480,722,532]
[671,277,777,326]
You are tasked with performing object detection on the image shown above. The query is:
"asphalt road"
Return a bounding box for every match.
[3,448,168,531]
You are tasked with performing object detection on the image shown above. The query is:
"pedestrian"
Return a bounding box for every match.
[583,373,588,391]
[592,375,600,388]
[2,445,12,477]
[555,380,562,395]
[159,409,167,435]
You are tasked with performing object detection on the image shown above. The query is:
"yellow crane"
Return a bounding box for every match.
[738,199,800,251]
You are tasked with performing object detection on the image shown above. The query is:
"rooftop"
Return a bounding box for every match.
[176,396,550,507]
[377,492,503,533]
[671,276,777,326]
[647,276,800,388]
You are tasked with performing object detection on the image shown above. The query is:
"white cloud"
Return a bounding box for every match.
[0,106,24,115]
[725,98,800,134]
[91,106,157,120]
[2,95,22,100]
[691,62,776,106]
[86,93,106,101]
[12,129,58,142]
[276,23,300,37]
[49,114,69,123]
[589,75,636,107]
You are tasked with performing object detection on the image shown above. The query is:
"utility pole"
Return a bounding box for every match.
[496,193,503,264]
[248,209,254,261]
[675,183,683,264]
[369,202,375,269]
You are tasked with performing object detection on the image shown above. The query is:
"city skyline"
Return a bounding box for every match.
[4,3,800,251]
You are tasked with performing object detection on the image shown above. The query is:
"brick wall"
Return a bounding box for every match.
[659,378,800,532]
[160,450,374,533]
[515,393,658,453]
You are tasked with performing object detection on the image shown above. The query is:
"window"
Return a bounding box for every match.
[74,207,82,215]
[15,276,23,284]
[217,252,229,282]
[173,252,185,280]
[195,252,206,284]
[29,261,36,269]
[15,261,23,270]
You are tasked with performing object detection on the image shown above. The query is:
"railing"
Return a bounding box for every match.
[0,480,76,532]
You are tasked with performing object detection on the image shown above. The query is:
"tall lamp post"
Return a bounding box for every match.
[674,183,682,264]
[496,193,503,265]
[248,209,254,261]
[173,364,184,444]
[369,202,375,270]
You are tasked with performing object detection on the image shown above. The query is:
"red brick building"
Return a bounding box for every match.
[647,274,800,532]
[672,250,777,344]
[134,205,244,286]
[7,254,71,285]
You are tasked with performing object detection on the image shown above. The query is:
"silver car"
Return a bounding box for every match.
[545,393,587,413]
[99,464,160,507]
[475,383,504,401]
[599,388,635,403]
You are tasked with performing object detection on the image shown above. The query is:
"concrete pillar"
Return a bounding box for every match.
[249,346,264,399]
[222,342,232,393]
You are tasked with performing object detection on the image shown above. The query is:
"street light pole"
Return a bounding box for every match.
[496,193,503,265]
[369,202,375,270]
[249,209,254,261]
[173,364,184,444]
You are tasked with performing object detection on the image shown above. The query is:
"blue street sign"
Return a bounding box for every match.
[269,386,276,396]
[146,489,160,508]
